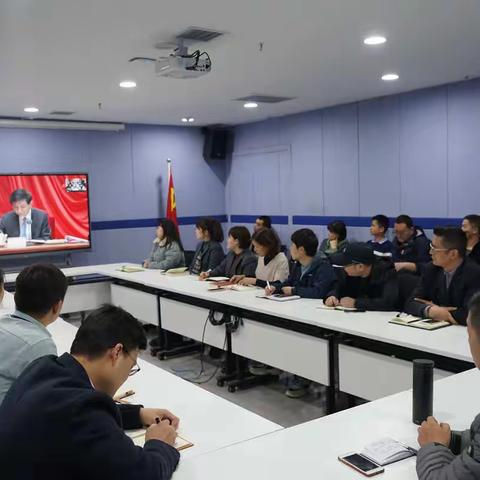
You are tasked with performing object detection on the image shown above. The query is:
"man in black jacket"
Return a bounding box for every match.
[325,242,400,311]
[0,305,180,480]
[392,214,431,274]
[405,227,480,325]
[266,228,335,299]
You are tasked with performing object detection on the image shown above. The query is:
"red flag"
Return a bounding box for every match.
[166,161,178,229]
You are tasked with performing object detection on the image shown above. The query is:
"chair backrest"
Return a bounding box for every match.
[398,272,421,308]
[184,250,196,267]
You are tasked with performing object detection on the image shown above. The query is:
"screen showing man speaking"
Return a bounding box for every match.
[0,173,91,255]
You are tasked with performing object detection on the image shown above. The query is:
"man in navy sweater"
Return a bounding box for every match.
[0,305,180,480]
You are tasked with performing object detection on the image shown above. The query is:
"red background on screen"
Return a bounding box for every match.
[0,174,90,239]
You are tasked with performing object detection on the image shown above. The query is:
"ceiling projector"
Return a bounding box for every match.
[129,42,212,79]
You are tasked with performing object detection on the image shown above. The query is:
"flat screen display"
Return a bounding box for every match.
[0,173,91,256]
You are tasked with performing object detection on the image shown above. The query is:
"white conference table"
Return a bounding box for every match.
[173,368,480,480]
[48,319,282,460]
[6,263,474,402]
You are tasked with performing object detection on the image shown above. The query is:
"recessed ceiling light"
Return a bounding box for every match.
[381,73,399,81]
[119,80,137,88]
[243,102,258,109]
[24,107,39,113]
[188,117,195,123]
[181,118,188,123]
[364,36,387,46]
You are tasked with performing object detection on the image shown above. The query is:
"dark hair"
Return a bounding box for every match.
[252,228,281,257]
[256,215,272,229]
[433,226,467,258]
[196,217,224,242]
[468,292,480,330]
[158,218,183,250]
[70,305,147,359]
[0,268,4,287]
[10,189,32,204]
[291,228,319,257]
[228,226,251,250]
[327,220,347,242]
[372,214,389,233]
[14,264,68,316]
[464,214,480,233]
[395,215,414,229]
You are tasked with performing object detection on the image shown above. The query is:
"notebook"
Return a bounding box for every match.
[317,305,357,312]
[389,313,451,331]
[116,265,145,273]
[164,266,189,275]
[128,429,193,451]
[361,437,416,466]
[207,284,254,292]
[205,276,230,282]
[256,293,301,302]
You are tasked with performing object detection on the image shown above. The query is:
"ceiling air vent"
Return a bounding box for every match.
[49,111,75,116]
[177,27,225,42]
[234,95,295,104]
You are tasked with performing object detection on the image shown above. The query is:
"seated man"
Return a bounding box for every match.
[0,189,51,240]
[392,214,430,274]
[0,264,67,404]
[405,227,480,325]
[266,228,335,299]
[416,292,480,479]
[325,242,400,311]
[0,305,180,479]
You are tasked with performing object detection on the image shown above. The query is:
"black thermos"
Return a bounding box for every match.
[412,359,434,425]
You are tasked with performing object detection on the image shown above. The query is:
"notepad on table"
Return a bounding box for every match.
[117,265,145,273]
[256,293,301,302]
[128,429,194,451]
[205,276,230,282]
[207,284,254,292]
[164,266,189,275]
[317,305,357,312]
[389,313,451,330]
[361,437,416,466]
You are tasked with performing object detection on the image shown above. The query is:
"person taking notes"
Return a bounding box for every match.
[231,227,289,287]
[0,305,180,480]
[200,226,257,279]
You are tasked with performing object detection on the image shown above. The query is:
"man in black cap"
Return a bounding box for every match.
[325,242,400,311]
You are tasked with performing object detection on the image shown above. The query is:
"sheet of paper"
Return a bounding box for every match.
[128,429,193,451]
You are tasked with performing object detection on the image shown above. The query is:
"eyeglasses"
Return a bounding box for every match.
[125,351,141,377]
[429,243,450,253]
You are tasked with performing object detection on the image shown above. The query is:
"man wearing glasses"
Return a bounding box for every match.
[0,304,180,480]
[405,227,480,325]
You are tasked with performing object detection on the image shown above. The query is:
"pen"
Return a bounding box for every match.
[267,280,271,290]
[155,416,172,425]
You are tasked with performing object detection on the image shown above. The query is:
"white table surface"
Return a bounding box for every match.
[48,319,282,459]
[173,368,480,480]
[94,264,472,363]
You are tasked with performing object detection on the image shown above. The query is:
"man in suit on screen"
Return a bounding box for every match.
[0,189,51,240]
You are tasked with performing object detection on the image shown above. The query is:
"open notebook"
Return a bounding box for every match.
[361,437,417,466]
[116,265,145,273]
[127,429,194,452]
[390,313,451,330]
[207,284,254,292]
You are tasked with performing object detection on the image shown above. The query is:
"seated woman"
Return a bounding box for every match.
[319,220,348,256]
[231,228,289,287]
[189,218,225,275]
[200,226,257,279]
[143,219,185,270]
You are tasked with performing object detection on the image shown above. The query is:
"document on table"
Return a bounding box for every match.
[127,429,194,451]
[361,437,416,466]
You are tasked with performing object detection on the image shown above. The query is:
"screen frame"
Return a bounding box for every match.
[0,171,93,257]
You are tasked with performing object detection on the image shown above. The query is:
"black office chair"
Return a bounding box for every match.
[184,250,195,268]
[397,271,421,309]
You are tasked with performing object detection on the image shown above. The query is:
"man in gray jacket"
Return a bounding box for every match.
[416,292,480,479]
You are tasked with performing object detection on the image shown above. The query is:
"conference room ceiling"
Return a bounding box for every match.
[1,0,479,126]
